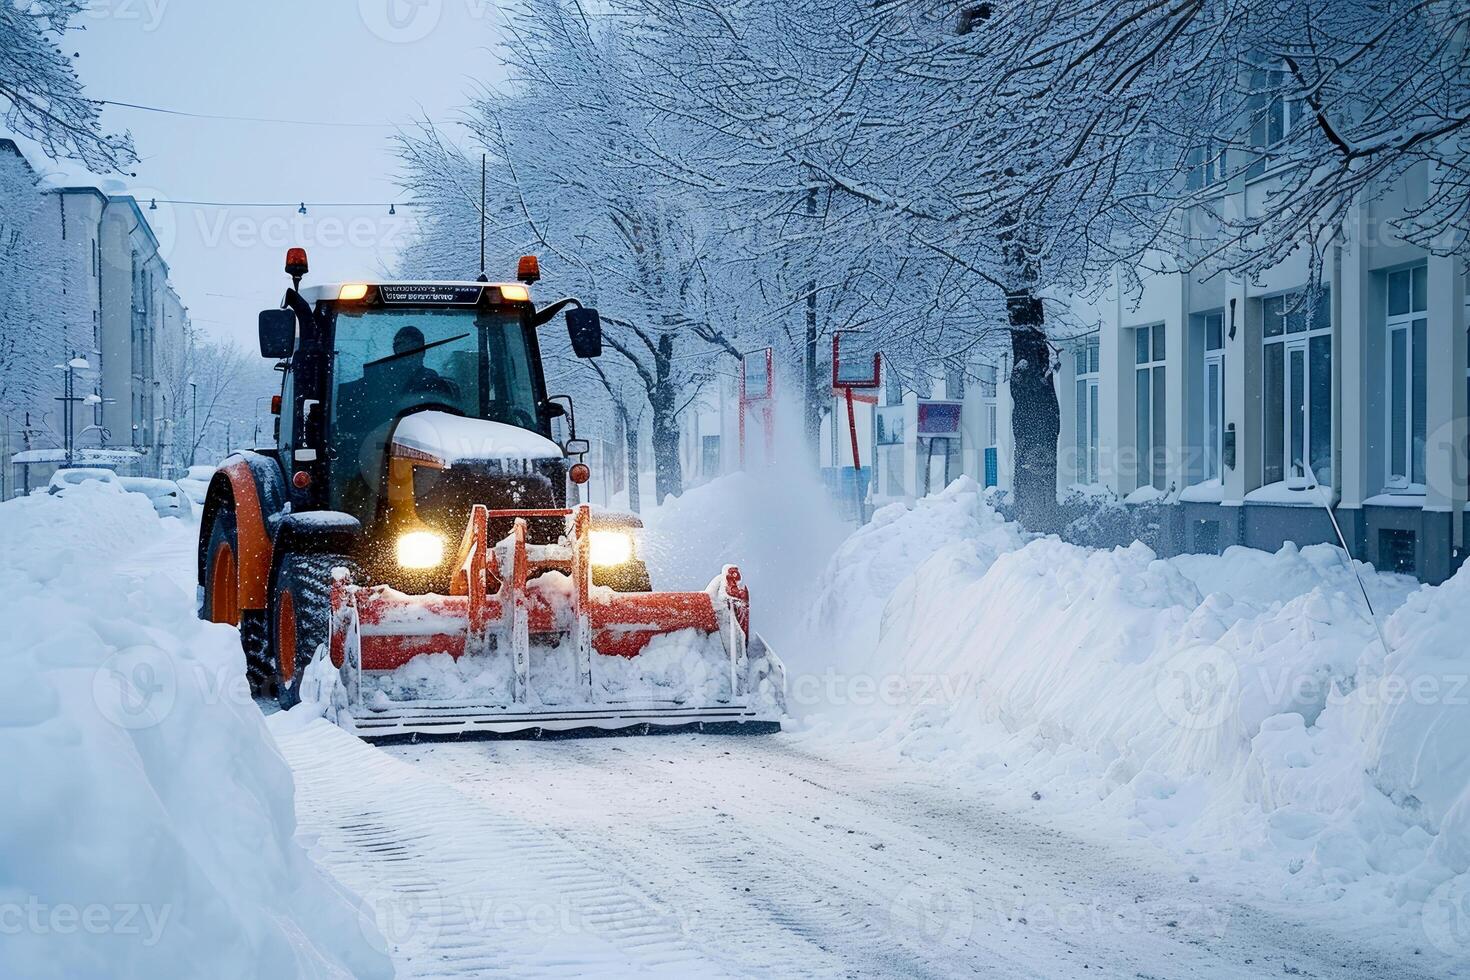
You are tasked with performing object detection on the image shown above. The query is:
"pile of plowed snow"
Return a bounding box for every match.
[0,484,390,980]
[639,467,850,685]
[804,476,1469,961]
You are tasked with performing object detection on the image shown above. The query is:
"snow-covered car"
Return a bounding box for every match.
[176,479,208,506]
[46,467,122,495]
[119,477,195,519]
[177,465,216,505]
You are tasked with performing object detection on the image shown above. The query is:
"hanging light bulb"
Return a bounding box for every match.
[298,202,307,215]
[388,203,397,215]
[148,198,157,210]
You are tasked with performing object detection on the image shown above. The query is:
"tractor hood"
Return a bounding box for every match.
[391,410,564,469]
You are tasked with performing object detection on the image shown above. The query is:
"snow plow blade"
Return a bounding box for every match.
[320,504,785,739]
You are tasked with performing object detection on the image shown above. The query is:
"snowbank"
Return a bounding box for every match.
[798,475,1029,697]
[806,478,1467,961]
[639,467,850,683]
[0,485,391,980]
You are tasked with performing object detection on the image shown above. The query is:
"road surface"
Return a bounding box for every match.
[272,722,1429,979]
[126,523,1430,978]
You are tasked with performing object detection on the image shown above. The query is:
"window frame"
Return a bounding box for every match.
[1199,311,1226,483]
[1261,289,1332,488]
[1134,324,1167,491]
[1384,265,1428,493]
[1073,338,1100,484]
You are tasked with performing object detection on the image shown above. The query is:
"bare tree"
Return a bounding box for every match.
[177,336,251,469]
[396,0,737,503]
[0,2,136,171]
[608,0,1468,524]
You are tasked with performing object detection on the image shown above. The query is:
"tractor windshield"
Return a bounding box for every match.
[329,306,540,518]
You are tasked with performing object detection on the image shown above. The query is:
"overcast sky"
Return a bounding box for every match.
[67,0,509,348]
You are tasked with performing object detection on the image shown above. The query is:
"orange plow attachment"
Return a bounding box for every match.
[320,505,785,738]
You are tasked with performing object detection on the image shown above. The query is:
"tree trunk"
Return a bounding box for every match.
[622,408,641,515]
[802,187,822,459]
[649,332,683,505]
[1007,290,1061,531]
[803,281,823,458]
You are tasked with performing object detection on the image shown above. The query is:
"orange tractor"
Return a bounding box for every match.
[198,249,784,737]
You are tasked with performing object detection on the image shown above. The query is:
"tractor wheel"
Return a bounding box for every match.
[203,507,273,697]
[270,549,352,710]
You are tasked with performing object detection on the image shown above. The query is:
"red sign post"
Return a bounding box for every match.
[831,332,882,521]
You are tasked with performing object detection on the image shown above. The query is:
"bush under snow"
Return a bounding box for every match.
[0,484,391,980]
[804,476,1469,962]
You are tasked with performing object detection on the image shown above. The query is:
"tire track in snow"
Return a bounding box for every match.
[397,738,1048,978]
[275,721,739,978]
[393,734,1435,980]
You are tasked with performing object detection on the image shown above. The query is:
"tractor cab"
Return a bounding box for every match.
[257,250,602,582]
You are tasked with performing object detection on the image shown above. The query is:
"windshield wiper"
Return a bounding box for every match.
[364,332,470,369]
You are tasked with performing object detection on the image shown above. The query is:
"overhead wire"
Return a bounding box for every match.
[92,97,453,130]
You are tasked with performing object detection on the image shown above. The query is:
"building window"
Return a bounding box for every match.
[1243,62,1304,179]
[1251,64,1302,148]
[1262,289,1331,487]
[1385,265,1427,491]
[1074,338,1099,484]
[944,357,966,400]
[701,435,721,478]
[1135,324,1166,490]
[1185,141,1226,191]
[975,361,999,455]
[1198,311,1226,482]
[978,362,997,399]
[1379,528,1416,575]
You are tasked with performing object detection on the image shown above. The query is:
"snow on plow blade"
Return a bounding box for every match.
[324,504,784,738]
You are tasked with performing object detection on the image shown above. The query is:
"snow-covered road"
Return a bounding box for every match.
[272,719,1429,979]
[27,487,1445,979]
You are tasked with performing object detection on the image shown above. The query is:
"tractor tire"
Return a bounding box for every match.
[202,507,274,697]
[269,549,353,710]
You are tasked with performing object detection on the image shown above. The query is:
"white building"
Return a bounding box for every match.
[1053,163,1467,584]
[0,139,189,492]
[778,164,1467,586]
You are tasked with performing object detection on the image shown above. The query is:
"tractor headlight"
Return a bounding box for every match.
[396,530,445,568]
[589,530,633,567]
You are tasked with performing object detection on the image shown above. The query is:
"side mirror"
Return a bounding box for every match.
[567,307,602,358]
[259,309,295,359]
[564,438,590,456]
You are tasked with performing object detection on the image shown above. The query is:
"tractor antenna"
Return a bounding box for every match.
[476,153,488,283]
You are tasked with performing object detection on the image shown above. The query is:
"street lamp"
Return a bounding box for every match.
[188,380,198,466]
[55,355,95,466]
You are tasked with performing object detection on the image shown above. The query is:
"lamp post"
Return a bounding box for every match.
[156,390,170,477]
[188,380,198,466]
[55,354,93,467]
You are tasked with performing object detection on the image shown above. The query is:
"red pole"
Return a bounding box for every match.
[845,387,863,521]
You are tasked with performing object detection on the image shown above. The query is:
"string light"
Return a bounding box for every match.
[86,99,429,215]
[138,198,415,210]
